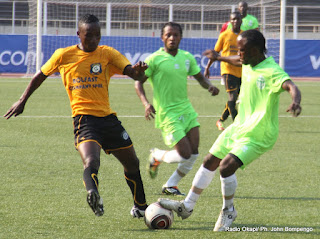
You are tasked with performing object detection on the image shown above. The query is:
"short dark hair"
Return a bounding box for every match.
[79,14,99,25]
[238,1,248,8]
[241,29,267,54]
[230,11,241,18]
[161,22,183,37]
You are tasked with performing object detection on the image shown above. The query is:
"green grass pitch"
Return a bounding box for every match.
[0,77,319,238]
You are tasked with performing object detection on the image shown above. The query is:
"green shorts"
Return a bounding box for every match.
[209,125,270,169]
[160,111,200,148]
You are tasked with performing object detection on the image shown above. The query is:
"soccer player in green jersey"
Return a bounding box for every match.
[159,29,302,231]
[135,22,220,196]
[238,1,259,30]
[226,1,259,31]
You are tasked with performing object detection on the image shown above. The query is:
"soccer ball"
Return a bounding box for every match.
[144,202,174,229]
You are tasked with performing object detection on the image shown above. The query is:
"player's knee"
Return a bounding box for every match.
[219,157,239,178]
[228,90,238,101]
[131,157,140,169]
[84,155,100,169]
[177,150,192,160]
[203,154,220,171]
[177,154,198,174]
[219,165,231,178]
[227,101,237,120]
[124,155,140,172]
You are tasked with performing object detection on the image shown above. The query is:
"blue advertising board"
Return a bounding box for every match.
[0,35,319,77]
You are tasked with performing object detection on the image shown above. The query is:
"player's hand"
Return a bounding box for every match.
[144,103,156,120]
[286,102,301,117]
[132,61,148,73]
[131,61,148,82]
[204,68,210,78]
[203,49,219,61]
[4,100,26,119]
[208,85,219,96]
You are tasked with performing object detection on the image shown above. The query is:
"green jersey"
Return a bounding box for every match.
[233,56,290,149]
[144,48,201,128]
[227,14,259,31]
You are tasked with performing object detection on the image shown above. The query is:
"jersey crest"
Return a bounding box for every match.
[185,60,190,72]
[256,75,266,90]
[122,130,129,140]
[90,63,102,75]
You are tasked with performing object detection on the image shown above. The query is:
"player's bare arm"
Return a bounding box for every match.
[203,49,242,67]
[282,80,302,117]
[193,72,220,96]
[134,79,156,120]
[204,58,215,78]
[124,61,148,81]
[204,50,220,78]
[4,71,47,119]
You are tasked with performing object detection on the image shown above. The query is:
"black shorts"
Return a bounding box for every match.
[223,74,241,93]
[73,114,133,154]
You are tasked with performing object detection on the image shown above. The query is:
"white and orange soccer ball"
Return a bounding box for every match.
[144,202,174,229]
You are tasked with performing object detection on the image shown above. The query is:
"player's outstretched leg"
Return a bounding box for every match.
[213,205,237,231]
[158,198,192,219]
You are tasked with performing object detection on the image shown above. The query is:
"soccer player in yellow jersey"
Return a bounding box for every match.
[205,12,242,131]
[4,14,148,218]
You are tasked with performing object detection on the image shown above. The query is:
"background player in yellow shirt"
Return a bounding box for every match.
[205,12,242,131]
[4,14,148,218]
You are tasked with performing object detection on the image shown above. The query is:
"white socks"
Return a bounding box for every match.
[183,168,238,212]
[154,149,186,163]
[177,153,198,175]
[164,154,199,187]
[152,149,166,161]
[183,191,200,211]
[184,165,216,211]
[163,170,183,188]
[191,164,216,189]
[220,174,237,210]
